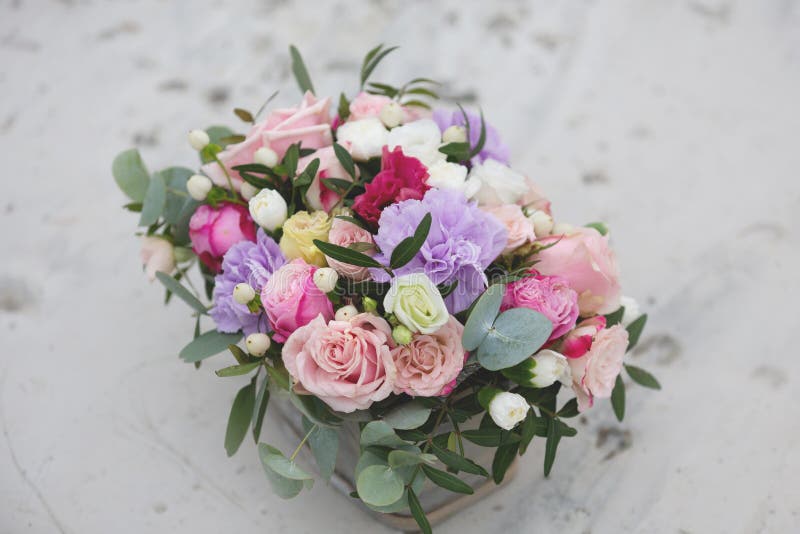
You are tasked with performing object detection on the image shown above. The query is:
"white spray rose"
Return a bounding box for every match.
[426,160,480,198]
[383,273,449,334]
[336,118,388,161]
[386,119,446,167]
[469,158,528,206]
[489,392,530,430]
[248,189,288,231]
[530,350,572,388]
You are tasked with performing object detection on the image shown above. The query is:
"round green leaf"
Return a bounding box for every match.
[382,401,432,430]
[462,284,505,351]
[477,308,552,371]
[360,421,410,448]
[112,149,150,202]
[260,446,313,481]
[139,172,166,227]
[356,465,405,507]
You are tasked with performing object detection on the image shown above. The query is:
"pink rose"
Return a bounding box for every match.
[485,204,536,253]
[534,227,621,316]
[261,259,334,342]
[282,313,396,412]
[324,218,375,281]
[560,316,606,359]
[297,146,354,212]
[189,203,256,273]
[201,92,333,190]
[140,236,175,281]
[568,325,629,412]
[391,316,466,397]
[501,273,579,341]
[348,92,423,123]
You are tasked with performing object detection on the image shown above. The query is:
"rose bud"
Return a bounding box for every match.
[188,129,210,151]
[245,333,271,357]
[488,391,530,431]
[502,350,571,388]
[313,267,339,293]
[187,174,213,201]
[232,283,256,305]
[249,189,288,232]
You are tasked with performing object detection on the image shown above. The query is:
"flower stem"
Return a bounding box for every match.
[290,424,317,462]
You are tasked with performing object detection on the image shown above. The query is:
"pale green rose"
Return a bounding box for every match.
[383,273,449,334]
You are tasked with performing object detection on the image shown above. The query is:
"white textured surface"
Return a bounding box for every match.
[2,1,799,532]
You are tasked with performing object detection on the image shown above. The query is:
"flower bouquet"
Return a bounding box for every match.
[113,45,660,532]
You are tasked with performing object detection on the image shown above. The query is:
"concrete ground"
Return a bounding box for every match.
[1,1,798,532]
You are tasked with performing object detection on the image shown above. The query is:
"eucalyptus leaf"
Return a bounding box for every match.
[252,374,270,442]
[356,465,404,507]
[462,283,505,351]
[112,149,150,202]
[302,417,339,480]
[289,392,342,427]
[477,308,553,371]
[155,272,208,314]
[225,380,256,456]
[382,401,432,430]
[360,421,410,448]
[139,172,166,226]
[158,167,194,225]
[387,449,426,469]
[611,374,625,421]
[179,330,242,362]
[259,444,305,499]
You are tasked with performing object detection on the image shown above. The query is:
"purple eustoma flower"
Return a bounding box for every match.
[371,189,508,313]
[210,229,285,336]
[432,108,510,165]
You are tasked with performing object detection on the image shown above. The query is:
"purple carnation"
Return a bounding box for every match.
[372,189,508,313]
[210,229,285,336]
[432,108,510,165]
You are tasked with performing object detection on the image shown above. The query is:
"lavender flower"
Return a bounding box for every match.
[432,108,510,165]
[372,189,508,313]
[210,229,285,335]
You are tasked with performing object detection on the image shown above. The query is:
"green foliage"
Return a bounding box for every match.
[225,379,256,457]
[462,284,505,351]
[259,443,313,499]
[155,272,208,314]
[233,107,254,123]
[625,364,661,389]
[611,374,626,421]
[332,142,356,179]
[302,417,339,480]
[476,308,553,371]
[289,392,342,427]
[360,44,399,88]
[112,149,150,202]
[389,212,431,269]
[382,401,432,430]
[462,428,521,447]
[215,361,261,377]
[361,421,411,448]
[251,374,270,442]
[605,305,626,327]
[492,441,519,484]
[356,465,405,506]
[312,239,383,268]
[179,330,242,362]
[626,314,648,350]
[543,417,561,477]
[289,45,315,95]
[407,488,431,534]
[421,464,473,494]
[430,443,488,476]
[585,221,609,235]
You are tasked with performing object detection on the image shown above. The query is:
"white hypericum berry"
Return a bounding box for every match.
[442,125,467,144]
[232,283,256,305]
[249,189,288,231]
[313,267,339,293]
[529,210,554,237]
[188,129,210,151]
[186,174,213,201]
[551,222,576,236]
[488,392,530,430]
[254,146,279,168]
[240,182,259,201]
[334,305,358,322]
[379,101,403,128]
[245,333,271,357]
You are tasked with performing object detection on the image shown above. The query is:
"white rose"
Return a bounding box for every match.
[386,119,445,167]
[469,159,528,206]
[383,273,449,334]
[488,392,530,430]
[619,296,642,327]
[336,118,388,161]
[248,189,288,231]
[426,160,480,198]
[530,350,572,388]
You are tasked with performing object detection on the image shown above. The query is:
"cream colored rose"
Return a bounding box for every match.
[279,210,332,266]
[383,273,449,334]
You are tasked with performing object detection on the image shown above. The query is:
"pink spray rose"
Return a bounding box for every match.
[201,92,333,190]
[325,218,375,281]
[189,203,256,273]
[297,146,354,212]
[534,227,621,316]
[391,316,467,397]
[560,316,606,359]
[282,313,396,412]
[568,324,629,412]
[501,273,579,341]
[140,236,175,281]
[347,92,423,123]
[486,204,536,253]
[261,259,334,342]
